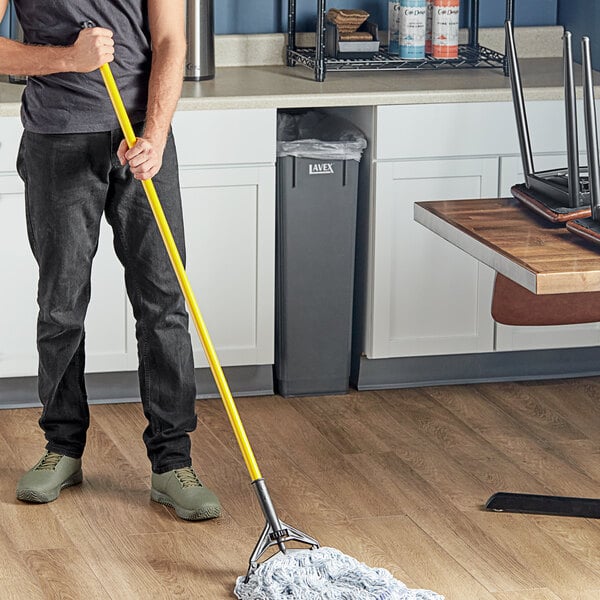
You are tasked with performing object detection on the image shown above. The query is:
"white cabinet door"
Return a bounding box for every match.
[0,173,38,377]
[0,173,134,377]
[84,219,136,374]
[176,164,275,367]
[366,157,498,358]
[495,154,600,351]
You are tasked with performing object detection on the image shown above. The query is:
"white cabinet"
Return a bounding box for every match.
[0,158,134,378]
[0,109,276,378]
[367,157,497,358]
[495,152,600,351]
[365,102,507,359]
[0,172,38,376]
[173,109,276,368]
[0,118,135,378]
[366,100,600,360]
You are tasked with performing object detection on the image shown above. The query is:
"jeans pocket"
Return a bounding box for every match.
[17,132,40,259]
[16,132,27,182]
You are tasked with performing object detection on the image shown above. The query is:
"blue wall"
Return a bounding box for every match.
[213,0,558,35]
[557,1,600,64]
[1,1,559,37]
[0,3,9,38]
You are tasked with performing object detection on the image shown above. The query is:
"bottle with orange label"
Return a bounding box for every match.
[432,0,459,59]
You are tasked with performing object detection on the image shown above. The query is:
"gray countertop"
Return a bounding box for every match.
[1,58,599,116]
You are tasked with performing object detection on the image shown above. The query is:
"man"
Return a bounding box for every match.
[0,0,221,521]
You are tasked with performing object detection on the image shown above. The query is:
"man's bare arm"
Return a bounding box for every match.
[0,1,114,77]
[118,0,186,180]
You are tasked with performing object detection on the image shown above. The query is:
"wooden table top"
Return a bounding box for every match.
[414,197,600,295]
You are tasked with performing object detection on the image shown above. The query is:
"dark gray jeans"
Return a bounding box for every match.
[17,125,197,474]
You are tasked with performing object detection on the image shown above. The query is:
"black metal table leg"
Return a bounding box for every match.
[468,0,479,48]
[504,0,514,75]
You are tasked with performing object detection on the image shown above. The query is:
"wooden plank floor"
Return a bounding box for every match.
[2,379,600,599]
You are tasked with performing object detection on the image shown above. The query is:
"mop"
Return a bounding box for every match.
[93,36,443,599]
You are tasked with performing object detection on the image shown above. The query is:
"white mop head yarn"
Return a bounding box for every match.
[234,547,444,599]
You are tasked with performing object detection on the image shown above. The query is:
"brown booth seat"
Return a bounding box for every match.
[492,273,600,326]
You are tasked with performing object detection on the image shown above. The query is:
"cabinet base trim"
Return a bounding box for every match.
[0,365,274,409]
[352,347,600,390]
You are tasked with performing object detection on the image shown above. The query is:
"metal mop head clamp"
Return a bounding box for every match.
[91,23,443,598]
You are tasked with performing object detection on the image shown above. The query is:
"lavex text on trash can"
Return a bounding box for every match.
[432,0,459,59]
[308,162,335,175]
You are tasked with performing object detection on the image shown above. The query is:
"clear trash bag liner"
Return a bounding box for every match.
[277,111,367,162]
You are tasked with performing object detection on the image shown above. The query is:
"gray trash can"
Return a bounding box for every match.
[275,111,367,397]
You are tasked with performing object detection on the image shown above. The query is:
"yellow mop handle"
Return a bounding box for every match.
[99,63,262,482]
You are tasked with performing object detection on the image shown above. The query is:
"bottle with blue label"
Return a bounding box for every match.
[390,0,427,59]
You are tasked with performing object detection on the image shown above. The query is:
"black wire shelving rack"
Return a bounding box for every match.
[286,0,514,82]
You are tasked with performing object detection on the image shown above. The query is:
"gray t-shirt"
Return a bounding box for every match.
[14,0,152,133]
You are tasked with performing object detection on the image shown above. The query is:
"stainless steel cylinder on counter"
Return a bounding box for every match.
[185,0,215,81]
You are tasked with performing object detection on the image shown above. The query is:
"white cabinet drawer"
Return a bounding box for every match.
[376,101,582,161]
[376,103,515,160]
[0,111,276,171]
[172,109,276,166]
